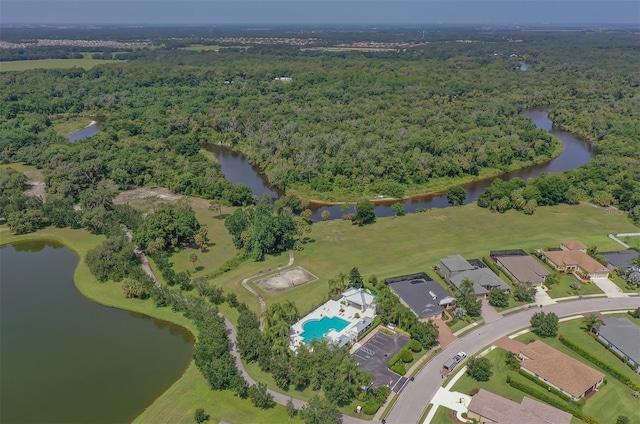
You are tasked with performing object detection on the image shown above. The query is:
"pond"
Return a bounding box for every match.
[67,121,100,142]
[207,107,595,221]
[0,241,194,424]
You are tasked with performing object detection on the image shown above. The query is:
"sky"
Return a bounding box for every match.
[1,1,639,25]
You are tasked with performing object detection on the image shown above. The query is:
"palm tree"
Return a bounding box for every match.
[583,314,603,333]
[281,300,299,324]
[339,358,359,385]
[266,303,283,327]
[460,278,475,298]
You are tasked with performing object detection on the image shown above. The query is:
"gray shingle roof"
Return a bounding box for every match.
[598,317,640,366]
[440,255,475,273]
[389,278,456,318]
[601,250,639,270]
[450,268,510,295]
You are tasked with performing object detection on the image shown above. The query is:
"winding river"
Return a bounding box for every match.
[0,241,194,424]
[204,107,595,221]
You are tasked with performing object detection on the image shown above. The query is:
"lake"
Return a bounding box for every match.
[206,107,595,221]
[0,241,194,424]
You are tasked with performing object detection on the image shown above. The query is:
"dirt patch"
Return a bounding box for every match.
[22,169,46,200]
[114,187,184,211]
[254,266,318,295]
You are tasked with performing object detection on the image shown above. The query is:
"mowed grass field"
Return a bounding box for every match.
[0,58,118,72]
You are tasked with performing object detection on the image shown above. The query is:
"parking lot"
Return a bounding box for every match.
[351,331,410,393]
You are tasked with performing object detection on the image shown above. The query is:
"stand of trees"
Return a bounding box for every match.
[2,31,637,214]
[224,195,297,261]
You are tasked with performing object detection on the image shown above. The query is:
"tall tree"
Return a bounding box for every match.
[447,185,466,206]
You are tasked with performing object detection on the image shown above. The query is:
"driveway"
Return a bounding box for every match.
[592,277,627,298]
[480,298,502,323]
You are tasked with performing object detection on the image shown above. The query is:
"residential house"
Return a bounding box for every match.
[519,340,604,401]
[561,240,587,252]
[597,317,640,372]
[386,273,456,321]
[467,389,572,424]
[439,255,510,297]
[601,250,639,271]
[494,254,550,286]
[541,241,609,281]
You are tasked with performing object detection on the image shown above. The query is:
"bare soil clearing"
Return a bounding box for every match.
[254,266,318,295]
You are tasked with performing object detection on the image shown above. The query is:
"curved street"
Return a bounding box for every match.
[385,297,640,424]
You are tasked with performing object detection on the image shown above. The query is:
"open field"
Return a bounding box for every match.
[290,204,636,301]
[0,58,119,72]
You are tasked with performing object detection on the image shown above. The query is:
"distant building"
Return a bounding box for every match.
[597,317,640,372]
[439,255,510,297]
[274,76,292,81]
[385,272,456,320]
[519,340,604,401]
[467,389,572,424]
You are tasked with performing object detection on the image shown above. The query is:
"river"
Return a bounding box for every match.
[205,107,594,221]
[0,241,194,424]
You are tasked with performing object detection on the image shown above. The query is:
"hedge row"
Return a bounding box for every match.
[517,370,577,405]
[361,386,391,415]
[205,250,246,279]
[589,333,640,385]
[482,256,515,283]
[559,335,638,390]
[506,377,599,424]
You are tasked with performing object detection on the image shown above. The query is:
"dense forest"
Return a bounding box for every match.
[1,29,638,223]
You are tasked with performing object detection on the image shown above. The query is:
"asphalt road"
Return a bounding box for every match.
[383,297,640,424]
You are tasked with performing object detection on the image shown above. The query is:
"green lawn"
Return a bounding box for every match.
[609,274,640,294]
[620,236,640,249]
[0,58,119,72]
[430,406,458,423]
[546,273,603,298]
[133,364,301,424]
[514,319,640,423]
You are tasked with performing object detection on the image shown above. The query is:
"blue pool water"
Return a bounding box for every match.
[301,316,350,342]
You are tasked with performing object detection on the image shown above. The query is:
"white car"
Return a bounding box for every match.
[454,352,467,362]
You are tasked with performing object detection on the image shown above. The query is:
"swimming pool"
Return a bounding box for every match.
[300,316,350,342]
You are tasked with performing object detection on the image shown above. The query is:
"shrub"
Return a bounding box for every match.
[400,349,413,363]
[517,370,574,404]
[361,401,380,415]
[390,362,406,375]
[507,377,598,422]
[408,339,423,352]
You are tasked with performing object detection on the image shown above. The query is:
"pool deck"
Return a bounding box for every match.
[290,299,376,350]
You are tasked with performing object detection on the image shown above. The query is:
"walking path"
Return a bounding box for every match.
[240,250,295,329]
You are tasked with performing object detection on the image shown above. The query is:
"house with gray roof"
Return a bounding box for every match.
[439,255,476,280]
[601,250,639,271]
[597,317,640,372]
[439,255,510,297]
[386,273,456,320]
